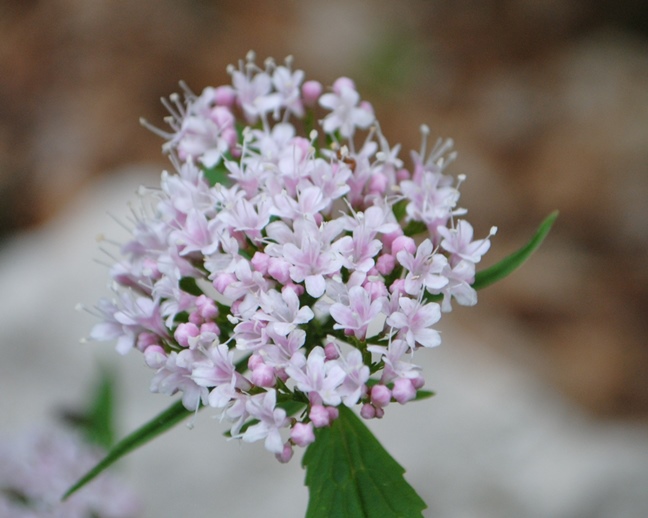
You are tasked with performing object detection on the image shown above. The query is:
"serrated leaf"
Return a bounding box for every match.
[302,406,426,517]
[472,210,558,290]
[62,399,192,500]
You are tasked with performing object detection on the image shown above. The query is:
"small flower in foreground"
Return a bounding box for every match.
[0,427,140,518]
[87,52,496,460]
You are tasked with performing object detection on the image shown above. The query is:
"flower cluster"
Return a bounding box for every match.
[0,427,140,518]
[88,53,495,462]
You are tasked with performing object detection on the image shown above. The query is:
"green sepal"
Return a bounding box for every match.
[302,405,427,517]
[472,210,558,291]
[62,399,192,501]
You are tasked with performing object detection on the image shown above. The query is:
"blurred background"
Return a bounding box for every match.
[1,1,648,517]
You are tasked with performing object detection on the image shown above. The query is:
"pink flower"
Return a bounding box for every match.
[290,422,315,447]
[281,223,344,298]
[241,390,287,454]
[330,285,386,340]
[386,297,441,349]
[255,288,314,335]
[396,238,448,295]
[285,347,346,407]
[319,77,374,138]
[438,219,496,265]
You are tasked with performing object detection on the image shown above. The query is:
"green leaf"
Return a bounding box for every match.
[413,389,435,402]
[59,365,117,450]
[203,162,230,186]
[472,210,558,291]
[179,276,204,296]
[62,399,192,500]
[84,364,116,449]
[302,406,427,517]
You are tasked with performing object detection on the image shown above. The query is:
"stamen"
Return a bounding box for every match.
[419,124,430,159]
[139,117,173,140]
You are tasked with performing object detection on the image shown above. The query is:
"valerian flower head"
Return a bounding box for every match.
[87,53,495,459]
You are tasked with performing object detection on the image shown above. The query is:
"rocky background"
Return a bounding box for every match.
[1,1,648,517]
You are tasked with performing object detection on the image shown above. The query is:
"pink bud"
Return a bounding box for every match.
[371,384,392,407]
[327,406,339,422]
[374,406,385,418]
[275,368,288,383]
[214,85,236,107]
[268,258,290,283]
[396,168,410,182]
[376,254,396,275]
[174,322,199,348]
[389,278,406,296]
[382,229,404,253]
[324,342,340,361]
[291,422,315,447]
[196,294,218,317]
[302,80,323,105]
[283,282,304,297]
[251,364,275,387]
[136,332,158,352]
[251,252,270,274]
[248,353,264,371]
[200,322,220,336]
[332,77,356,95]
[411,376,425,390]
[213,273,235,294]
[359,100,373,115]
[222,128,238,148]
[360,403,376,419]
[188,310,202,325]
[392,378,417,404]
[364,280,388,301]
[275,442,294,464]
[391,235,416,256]
[144,345,166,369]
[309,405,330,428]
[369,173,388,195]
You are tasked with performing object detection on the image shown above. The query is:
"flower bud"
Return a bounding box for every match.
[360,403,376,419]
[376,254,396,275]
[301,80,323,105]
[391,235,416,256]
[371,384,392,407]
[324,342,340,360]
[275,442,294,464]
[251,363,275,387]
[309,405,330,428]
[392,378,417,404]
[251,252,270,274]
[174,322,200,347]
[291,422,315,447]
[144,345,166,369]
